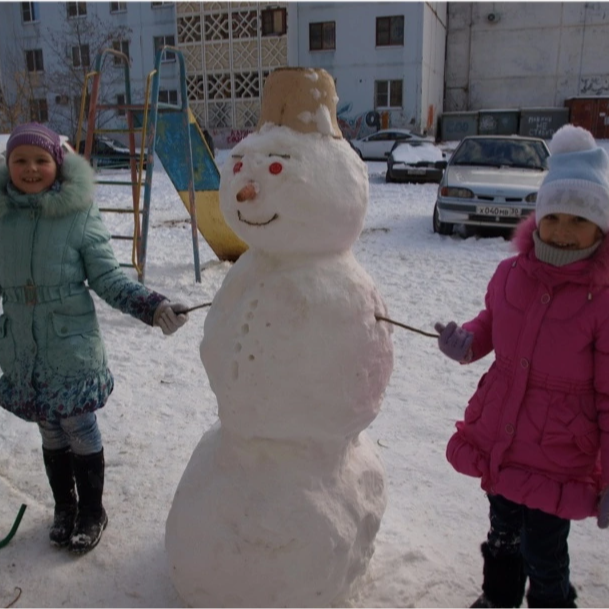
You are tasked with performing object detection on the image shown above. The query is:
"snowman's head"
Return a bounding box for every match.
[219,125,368,255]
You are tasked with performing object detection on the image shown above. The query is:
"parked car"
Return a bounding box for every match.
[386,140,446,183]
[0,133,75,166]
[433,135,550,236]
[78,136,145,170]
[349,128,427,160]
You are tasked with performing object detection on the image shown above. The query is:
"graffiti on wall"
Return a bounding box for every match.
[226,130,251,145]
[336,102,380,139]
[580,77,609,96]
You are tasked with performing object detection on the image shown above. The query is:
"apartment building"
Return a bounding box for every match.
[0,1,179,138]
[175,2,447,140]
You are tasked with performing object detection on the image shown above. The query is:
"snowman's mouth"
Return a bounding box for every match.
[237,211,279,226]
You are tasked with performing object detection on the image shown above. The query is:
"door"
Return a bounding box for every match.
[596,99,609,139]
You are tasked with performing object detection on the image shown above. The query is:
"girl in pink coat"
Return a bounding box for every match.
[436,124,609,609]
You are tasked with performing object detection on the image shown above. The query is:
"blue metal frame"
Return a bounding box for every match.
[140,46,201,283]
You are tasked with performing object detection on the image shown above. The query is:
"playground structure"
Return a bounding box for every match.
[76,47,246,284]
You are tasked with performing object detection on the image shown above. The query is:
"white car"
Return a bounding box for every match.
[433,135,550,236]
[349,128,427,160]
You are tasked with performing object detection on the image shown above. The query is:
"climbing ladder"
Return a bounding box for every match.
[76,46,201,284]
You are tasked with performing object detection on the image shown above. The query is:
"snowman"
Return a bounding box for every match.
[165,68,394,608]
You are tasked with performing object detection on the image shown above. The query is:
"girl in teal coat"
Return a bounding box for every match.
[0,123,188,554]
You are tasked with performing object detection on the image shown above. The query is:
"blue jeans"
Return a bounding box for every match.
[486,493,571,603]
[38,412,103,456]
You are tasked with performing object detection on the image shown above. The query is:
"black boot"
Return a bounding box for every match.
[42,446,77,547]
[471,542,526,608]
[69,449,108,554]
[527,584,577,608]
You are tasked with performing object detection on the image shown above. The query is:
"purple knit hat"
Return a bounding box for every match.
[6,122,64,166]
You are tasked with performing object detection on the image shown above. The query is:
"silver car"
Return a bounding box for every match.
[433,135,550,236]
[349,128,427,160]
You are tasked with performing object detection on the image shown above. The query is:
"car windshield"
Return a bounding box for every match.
[450,139,549,170]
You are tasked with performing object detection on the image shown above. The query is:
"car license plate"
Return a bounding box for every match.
[475,205,521,217]
[407,168,427,175]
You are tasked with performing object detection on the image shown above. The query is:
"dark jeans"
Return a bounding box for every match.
[486,493,571,603]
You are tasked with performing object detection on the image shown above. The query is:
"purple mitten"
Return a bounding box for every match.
[598,487,609,529]
[434,321,474,362]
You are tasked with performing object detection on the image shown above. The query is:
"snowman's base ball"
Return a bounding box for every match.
[165,423,387,608]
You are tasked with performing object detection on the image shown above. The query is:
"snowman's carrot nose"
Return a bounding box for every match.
[236,183,257,202]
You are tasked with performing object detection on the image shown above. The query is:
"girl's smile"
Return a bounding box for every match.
[538,212,603,250]
[8,144,58,194]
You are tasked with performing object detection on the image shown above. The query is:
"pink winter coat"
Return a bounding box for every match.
[447,214,609,520]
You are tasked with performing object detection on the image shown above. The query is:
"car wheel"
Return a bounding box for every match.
[433,203,454,235]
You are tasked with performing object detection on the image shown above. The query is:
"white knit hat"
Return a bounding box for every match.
[535,124,609,232]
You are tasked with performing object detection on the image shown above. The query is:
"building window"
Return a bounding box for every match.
[110,2,127,13]
[25,49,44,72]
[376,16,404,46]
[151,1,172,7]
[67,2,87,18]
[309,21,335,51]
[112,40,129,65]
[154,35,176,61]
[375,80,403,109]
[261,7,286,36]
[21,2,39,23]
[30,98,48,122]
[159,89,178,105]
[116,93,126,116]
[72,44,90,68]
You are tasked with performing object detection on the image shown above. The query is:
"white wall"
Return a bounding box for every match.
[445,2,609,111]
[421,3,447,132]
[293,2,447,136]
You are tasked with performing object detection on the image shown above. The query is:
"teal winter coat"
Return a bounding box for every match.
[0,153,166,422]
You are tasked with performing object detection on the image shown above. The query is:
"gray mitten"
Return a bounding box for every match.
[153,301,189,336]
[434,321,474,362]
[598,487,609,529]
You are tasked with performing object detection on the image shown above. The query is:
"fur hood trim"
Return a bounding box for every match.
[511,213,609,290]
[0,153,96,219]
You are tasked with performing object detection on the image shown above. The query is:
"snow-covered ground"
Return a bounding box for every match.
[0,145,608,608]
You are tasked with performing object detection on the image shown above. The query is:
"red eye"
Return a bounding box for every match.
[269,162,283,175]
[233,161,243,174]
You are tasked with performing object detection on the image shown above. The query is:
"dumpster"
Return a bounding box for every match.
[440,111,478,140]
[478,109,520,135]
[519,107,569,138]
[565,97,609,139]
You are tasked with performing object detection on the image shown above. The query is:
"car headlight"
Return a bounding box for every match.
[440,186,474,198]
[525,192,537,203]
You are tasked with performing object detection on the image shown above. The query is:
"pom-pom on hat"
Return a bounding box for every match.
[6,122,64,166]
[535,124,609,232]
